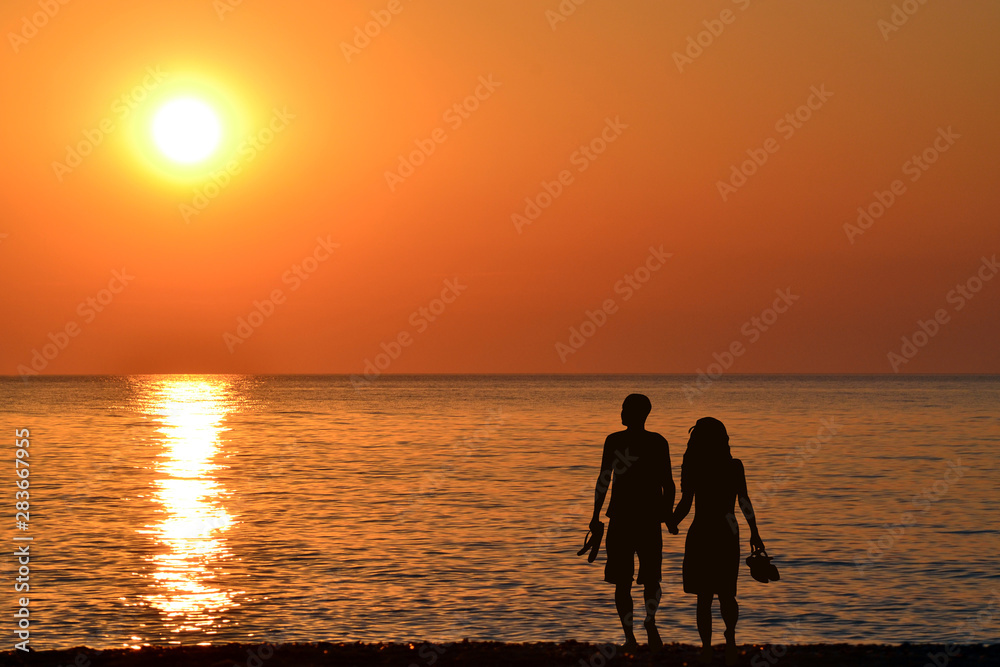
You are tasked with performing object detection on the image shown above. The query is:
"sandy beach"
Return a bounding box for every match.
[0,642,996,667]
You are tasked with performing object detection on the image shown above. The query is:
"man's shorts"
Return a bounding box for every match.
[604,518,662,585]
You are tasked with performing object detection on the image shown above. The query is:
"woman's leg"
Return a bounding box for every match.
[642,583,663,650]
[696,593,714,647]
[720,594,739,665]
[719,594,739,641]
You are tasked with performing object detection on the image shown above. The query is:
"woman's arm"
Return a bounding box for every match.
[671,489,693,527]
[736,459,765,551]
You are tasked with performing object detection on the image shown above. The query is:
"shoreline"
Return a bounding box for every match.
[0,641,996,666]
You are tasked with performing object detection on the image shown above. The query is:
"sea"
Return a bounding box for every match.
[1,375,997,650]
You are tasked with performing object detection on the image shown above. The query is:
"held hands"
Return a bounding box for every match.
[664,512,679,535]
[750,531,765,553]
[589,517,604,533]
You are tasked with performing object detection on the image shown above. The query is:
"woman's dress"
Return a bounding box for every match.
[682,458,742,596]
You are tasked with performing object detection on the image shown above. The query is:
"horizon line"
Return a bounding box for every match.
[3,372,999,378]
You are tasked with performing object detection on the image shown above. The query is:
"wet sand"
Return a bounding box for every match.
[0,641,996,666]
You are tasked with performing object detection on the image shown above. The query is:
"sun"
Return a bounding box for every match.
[129,71,251,182]
[151,98,222,164]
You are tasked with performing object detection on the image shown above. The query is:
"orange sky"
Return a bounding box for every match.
[2,0,998,375]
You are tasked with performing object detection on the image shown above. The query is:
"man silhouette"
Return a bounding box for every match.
[589,393,677,651]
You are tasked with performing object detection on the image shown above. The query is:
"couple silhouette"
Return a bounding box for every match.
[587,394,766,665]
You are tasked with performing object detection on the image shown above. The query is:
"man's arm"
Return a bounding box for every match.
[590,435,615,529]
[661,436,678,533]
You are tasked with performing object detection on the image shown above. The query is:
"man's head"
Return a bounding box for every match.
[620,393,651,428]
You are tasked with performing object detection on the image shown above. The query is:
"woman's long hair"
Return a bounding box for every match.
[681,417,732,492]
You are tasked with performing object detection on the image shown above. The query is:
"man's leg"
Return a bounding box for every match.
[636,520,664,650]
[605,521,638,649]
[643,582,661,621]
[614,582,637,648]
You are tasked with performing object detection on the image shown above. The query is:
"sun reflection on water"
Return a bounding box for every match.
[137,376,240,637]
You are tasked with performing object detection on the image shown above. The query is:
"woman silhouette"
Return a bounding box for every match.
[671,417,765,665]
